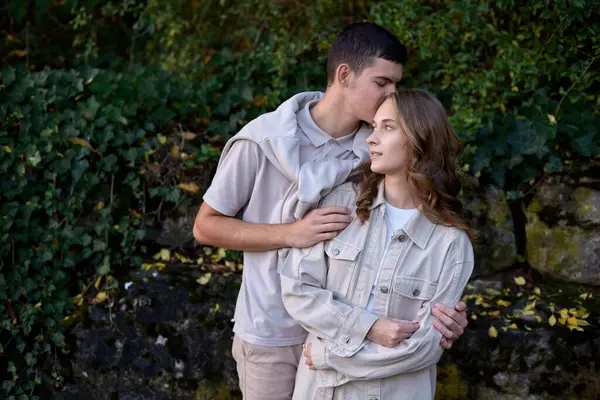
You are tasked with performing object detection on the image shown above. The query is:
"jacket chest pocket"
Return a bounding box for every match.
[324,239,361,300]
[390,276,437,321]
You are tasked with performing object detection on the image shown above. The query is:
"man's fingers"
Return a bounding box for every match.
[433,319,457,341]
[318,206,351,216]
[432,308,463,336]
[440,337,452,350]
[454,301,468,312]
[317,222,351,233]
[434,304,468,329]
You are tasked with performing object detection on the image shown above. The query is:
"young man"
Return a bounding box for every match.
[194,23,469,400]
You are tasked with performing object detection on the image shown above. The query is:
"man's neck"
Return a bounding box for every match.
[309,90,361,139]
[384,174,417,209]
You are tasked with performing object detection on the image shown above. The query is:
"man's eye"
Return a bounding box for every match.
[375,81,385,87]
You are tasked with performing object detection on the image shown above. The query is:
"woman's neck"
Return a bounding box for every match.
[384,174,417,209]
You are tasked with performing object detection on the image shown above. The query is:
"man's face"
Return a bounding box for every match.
[346,58,403,122]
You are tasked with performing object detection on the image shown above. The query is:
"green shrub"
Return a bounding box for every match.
[0,64,217,399]
[373,0,599,194]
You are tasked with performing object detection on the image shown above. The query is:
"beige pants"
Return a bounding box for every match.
[232,335,303,400]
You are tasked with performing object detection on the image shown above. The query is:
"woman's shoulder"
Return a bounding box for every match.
[319,181,358,210]
[434,225,474,264]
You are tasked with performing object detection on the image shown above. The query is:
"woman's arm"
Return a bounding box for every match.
[307,237,474,382]
[280,242,381,356]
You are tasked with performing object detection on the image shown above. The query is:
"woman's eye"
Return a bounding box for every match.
[385,125,394,131]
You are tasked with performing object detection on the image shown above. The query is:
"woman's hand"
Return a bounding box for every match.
[366,317,419,347]
[303,343,315,370]
[432,302,468,349]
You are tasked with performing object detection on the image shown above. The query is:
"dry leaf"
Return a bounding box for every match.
[514,276,526,286]
[548,315,556,326]
[178,182,200,193]
[67,137,101,155]
[489,325,498,338]
[197,272,212,285]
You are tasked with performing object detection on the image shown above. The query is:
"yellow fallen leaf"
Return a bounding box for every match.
[490,310,501,317]
[496,300,512,307]
[174,252,192,263]
[67,137,100,155]
[547,114,557,125]
[155,262,166,271]
[514,276,526,286]
[178,182,200,193]
[549,315,556,326]
[567,317,578,327]
[576,319,591,327]
[559,317,567,325]
[196,257,204,265]
[4,146,11,153]
[524,325,532,331]
[471,314,478,320]
[509,323,518,329]
[95,292,108,303]
[212,303,220,312]
[580,293,589,300]
[197,272,212,285]
[159,249,171,261]
[559,308,569,319]
[94,276,102,289]
[97,202,104,210]
[212,247,227,262]
[489,325,498,338]
[170,145,180,158]
[238,263,244,271]
[34,302,42,308]
[533,287,541,296]
[157,134,167,144]
[180,131,197,140]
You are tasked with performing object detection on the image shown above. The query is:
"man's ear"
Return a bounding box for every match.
[336,64,352,87]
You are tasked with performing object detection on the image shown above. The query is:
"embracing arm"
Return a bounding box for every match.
[193,140,352,251]
[308,235,474,382]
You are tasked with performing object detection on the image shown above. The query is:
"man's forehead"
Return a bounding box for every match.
[364,58,404,81]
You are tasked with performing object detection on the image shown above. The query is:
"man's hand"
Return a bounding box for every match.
[286,207,353,248]
[432,302,468,349]
[366,317,419,347]
[303,343,315,370]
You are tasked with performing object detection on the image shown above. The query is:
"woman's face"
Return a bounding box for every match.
[367,98,410,177]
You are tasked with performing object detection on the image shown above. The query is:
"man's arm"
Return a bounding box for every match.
[193,139,353,252]
[193,203,352,252]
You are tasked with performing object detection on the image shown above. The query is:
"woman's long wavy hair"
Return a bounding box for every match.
[354,88,475,240]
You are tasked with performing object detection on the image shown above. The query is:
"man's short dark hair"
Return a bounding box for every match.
[327,22,408,84]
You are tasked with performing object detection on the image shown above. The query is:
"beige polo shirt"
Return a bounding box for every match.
[203,99,367,346]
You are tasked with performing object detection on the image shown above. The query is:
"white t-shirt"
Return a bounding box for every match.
[366,202,417,312]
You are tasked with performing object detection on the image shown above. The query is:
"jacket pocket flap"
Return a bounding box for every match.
[394,277,437,300]
[325,239,361,261]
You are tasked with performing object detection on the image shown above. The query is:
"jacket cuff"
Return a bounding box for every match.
[310,338,330,370]
[338,309,379,353]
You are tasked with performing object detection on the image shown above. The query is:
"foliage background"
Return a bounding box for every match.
[1,0,599,398]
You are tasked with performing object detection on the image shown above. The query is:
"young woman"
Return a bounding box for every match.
[280,88,475,400]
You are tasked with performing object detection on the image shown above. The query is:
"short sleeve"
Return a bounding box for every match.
[202,139,261,216]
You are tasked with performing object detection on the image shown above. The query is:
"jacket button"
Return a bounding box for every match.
[380,286,389,294]
[332,248,340,256]
[370,397,378,400]
[412,289,421,296]
[398,234,407,242]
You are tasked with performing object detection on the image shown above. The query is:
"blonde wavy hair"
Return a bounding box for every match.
[354,88,475,240]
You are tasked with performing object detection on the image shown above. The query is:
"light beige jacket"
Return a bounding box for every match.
[280,181,474,400]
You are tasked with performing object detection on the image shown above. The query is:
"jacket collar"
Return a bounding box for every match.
[369,180,436,249]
